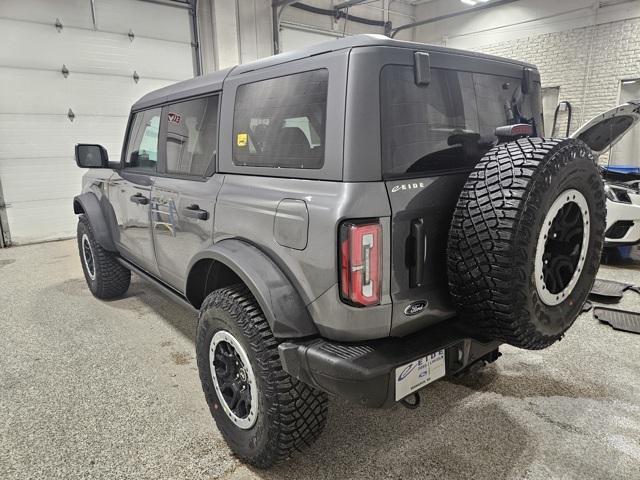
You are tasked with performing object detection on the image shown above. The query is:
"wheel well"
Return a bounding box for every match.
[73,200,85,214]
[186,258,243,309]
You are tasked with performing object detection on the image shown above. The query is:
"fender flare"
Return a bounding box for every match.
[73,192,117,252]
[188,239,318,338]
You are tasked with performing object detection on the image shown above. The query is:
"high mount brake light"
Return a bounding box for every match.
[339,221,382,307]
[494,123,534,139]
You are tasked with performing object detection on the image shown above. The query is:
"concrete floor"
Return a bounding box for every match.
[1,239,640,480]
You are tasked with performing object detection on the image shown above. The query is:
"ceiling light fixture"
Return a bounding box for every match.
[460,0,490,5]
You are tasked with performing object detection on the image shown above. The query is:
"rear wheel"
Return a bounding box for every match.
[77,215,130,299]
[196,285,328,468]
[447,138,606,349]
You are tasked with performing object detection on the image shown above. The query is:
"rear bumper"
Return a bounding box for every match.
[278,319,501,408]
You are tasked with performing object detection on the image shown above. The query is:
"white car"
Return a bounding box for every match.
[571,101,640,246]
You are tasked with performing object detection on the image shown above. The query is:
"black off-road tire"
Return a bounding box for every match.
[196,285,328,468]
[77,215,131,299]
[448,138,606,349]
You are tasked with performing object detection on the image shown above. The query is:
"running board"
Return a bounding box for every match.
[116,257,196,312]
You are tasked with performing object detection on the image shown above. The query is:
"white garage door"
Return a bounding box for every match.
[280,27,339,52]
[0,0,194,245]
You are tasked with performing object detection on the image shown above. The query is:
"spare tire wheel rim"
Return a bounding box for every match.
[209,330,258,430]
[81,233,96,280]
[534,189,590,306]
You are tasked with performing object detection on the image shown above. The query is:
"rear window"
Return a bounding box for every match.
[474,73,538,137]
[380,65,540,179]
[232,69,328,169]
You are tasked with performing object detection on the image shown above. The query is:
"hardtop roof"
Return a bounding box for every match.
[132,34,536,111]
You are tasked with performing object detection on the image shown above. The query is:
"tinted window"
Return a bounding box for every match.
[232,69,328,169]
[125,108,161,171]
[474,73,537,137]
[381,67,481,178]
[165,96,219,177]
[380,66,540,179]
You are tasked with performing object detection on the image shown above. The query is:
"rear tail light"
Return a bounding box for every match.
[339,220,382,307]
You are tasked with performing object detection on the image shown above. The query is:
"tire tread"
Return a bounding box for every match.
[447,138,605,349]
[77,215,130,299]
[198,285,328,468]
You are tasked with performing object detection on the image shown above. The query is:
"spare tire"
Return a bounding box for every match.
[447,137,606,349]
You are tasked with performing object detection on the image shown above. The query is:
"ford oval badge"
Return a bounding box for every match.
[404,300,427,316]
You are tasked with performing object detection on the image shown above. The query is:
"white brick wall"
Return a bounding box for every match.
[474,17,640,136]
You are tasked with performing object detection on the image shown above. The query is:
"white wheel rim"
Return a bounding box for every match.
[209,330,258,430]
[534,189,590,306]
[81,233,96,280]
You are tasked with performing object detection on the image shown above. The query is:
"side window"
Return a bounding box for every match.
[124,108,161,171]
[165,95,219,177]
[232,69,328,169]
[380,66,480,178]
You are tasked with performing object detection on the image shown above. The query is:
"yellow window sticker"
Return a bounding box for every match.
[237,133,248,147]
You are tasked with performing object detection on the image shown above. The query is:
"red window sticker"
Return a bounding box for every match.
[168,112,181,124]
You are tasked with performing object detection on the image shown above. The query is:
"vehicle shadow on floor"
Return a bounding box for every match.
[259,384,534,480]
[106,278,620,480]
[115,277,200,341]
[254,362,613,480]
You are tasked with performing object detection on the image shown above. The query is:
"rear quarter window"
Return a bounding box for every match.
[232,69,328,170]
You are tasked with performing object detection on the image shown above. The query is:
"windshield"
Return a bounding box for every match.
[380,65,541,179]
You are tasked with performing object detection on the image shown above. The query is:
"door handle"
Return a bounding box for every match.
[130,193,149,205]
[409,218,426,288]
[182,204,209,221]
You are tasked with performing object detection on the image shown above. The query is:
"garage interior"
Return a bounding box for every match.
[1,0,640,478]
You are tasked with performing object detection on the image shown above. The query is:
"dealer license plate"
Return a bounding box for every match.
[394,349,446,401]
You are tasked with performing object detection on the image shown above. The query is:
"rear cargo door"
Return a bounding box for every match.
[380,62,542,337]
[384,174,469,336]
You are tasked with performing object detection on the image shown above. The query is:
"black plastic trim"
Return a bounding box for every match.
[414,52,430,86]
[279,319,501,408]
[72,192,117,252]
[187,239,319,338]
[605,220,634,240]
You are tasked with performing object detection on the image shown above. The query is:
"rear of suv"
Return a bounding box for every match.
[73,35,606,467]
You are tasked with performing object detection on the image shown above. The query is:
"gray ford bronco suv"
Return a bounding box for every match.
[73,35,606,467]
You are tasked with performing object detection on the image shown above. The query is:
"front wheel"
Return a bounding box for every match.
[196,285,328,468]
[77,215,130,299]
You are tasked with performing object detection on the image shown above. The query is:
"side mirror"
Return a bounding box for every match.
[75,144,109,168]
